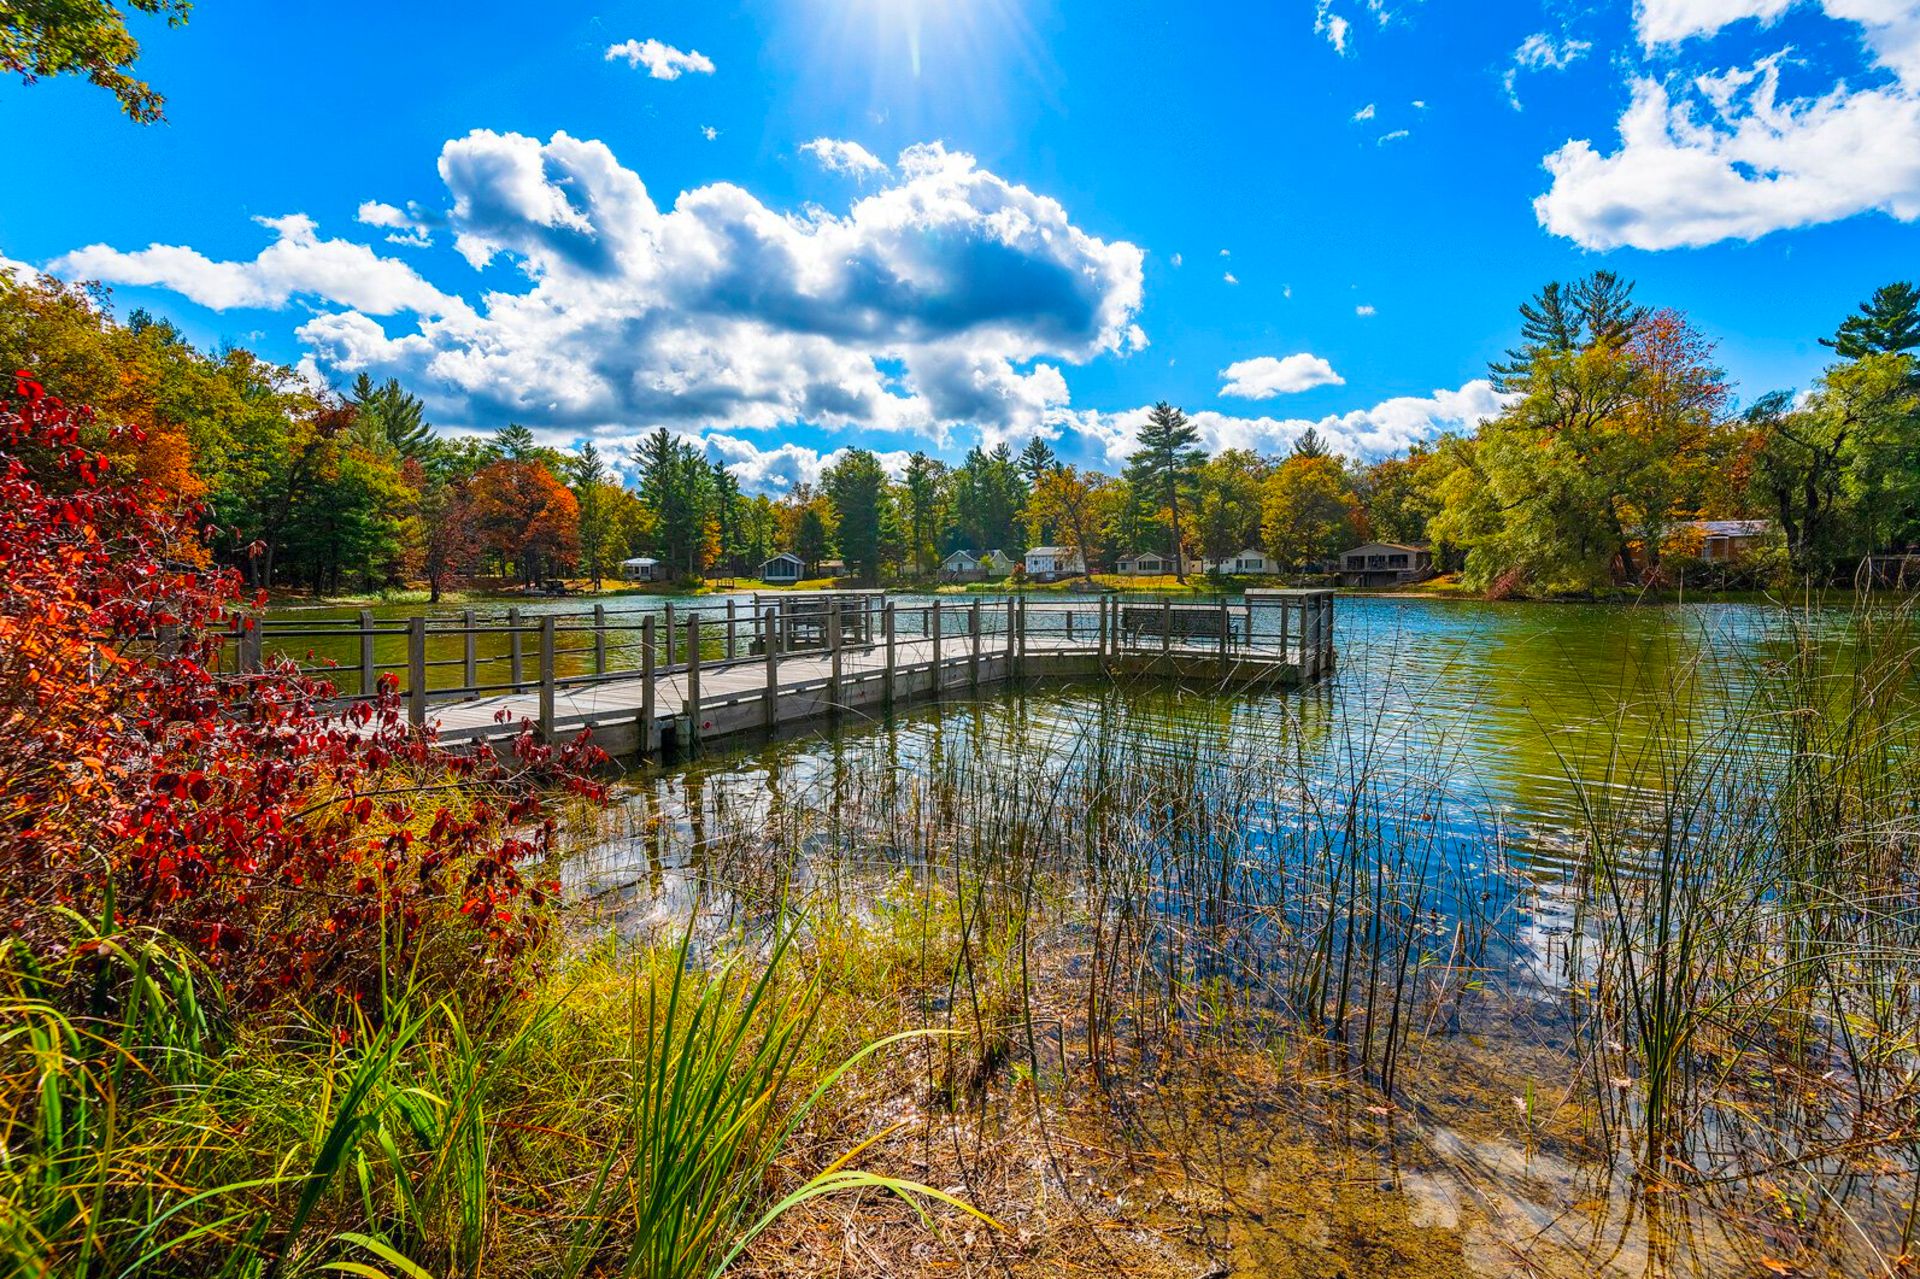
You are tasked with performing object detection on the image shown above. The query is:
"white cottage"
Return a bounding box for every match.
[619,556,668,583]
[1024,545,1086,581]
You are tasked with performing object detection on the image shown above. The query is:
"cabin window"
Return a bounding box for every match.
[1388,554,1407,567]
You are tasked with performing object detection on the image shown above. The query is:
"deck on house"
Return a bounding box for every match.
[247,591,1335,759]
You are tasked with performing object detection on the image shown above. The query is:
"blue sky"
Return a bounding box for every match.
[3,0,1916,490]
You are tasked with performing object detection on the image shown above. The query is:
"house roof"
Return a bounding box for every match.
[1691,519,1772,538]
[943,549,980,562]
[762,552,803,565]
[1026,546,1075,557]
[1343,541,1429,556]
[620,556,660,566]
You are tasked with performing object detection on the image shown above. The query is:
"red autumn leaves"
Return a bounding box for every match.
[1,371,605,1006]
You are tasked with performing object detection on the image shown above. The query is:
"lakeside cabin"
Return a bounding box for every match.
[759,552,805,584]
[1687,519,1772,562]
[618,556,667,583]
[939,548,1016,581]
[1115,551,1185,576]
[1339,542,1435,587]
[1201,548,1276,576]
[1024,545,1086,581]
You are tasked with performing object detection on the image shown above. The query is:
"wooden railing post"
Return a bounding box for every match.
[726,598,737,661]
[828,604,843,711]
[359,609,376,696]
[407,616,427,728]
[1219,599,1231,662]
[968,601,981,690]
[1012,596,1023,673]
[507,606,523,691]
[1161,598,1172,659]
[593,603,607,676]
[1323,592,1335,673]
[640,615,657,754]
[462,608,477,689]
[685,613,702,748]
[763,606,779,729]
[883,601,896,710]
[538,616,556,739]
[664,602,676,667]
[930,600,943,696]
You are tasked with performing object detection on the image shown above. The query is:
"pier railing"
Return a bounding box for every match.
[230,589,1335,745]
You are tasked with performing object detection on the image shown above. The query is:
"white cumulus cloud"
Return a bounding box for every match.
[54,213,463,316]
[604,38,715,80]
[1053,380,1509,465]
[799,137,889,178]
[1538,1,1920,248]
[53,132,1145,449]
[1219,354,1344,399]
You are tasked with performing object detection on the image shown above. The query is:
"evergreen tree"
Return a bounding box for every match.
[1018,436,1058,485]
[1490,271,1644,391]
[571,441,611,590]
[795,505,831,573]
[1290,426,1330,459]
[1124,401,1205,581]
[492,422,537,461]
[1823,282,1920,361]
[348,373,435,462]
[901,451,942,576]
[822,449,888,582]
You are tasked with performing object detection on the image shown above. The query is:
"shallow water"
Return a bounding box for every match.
[559,594,1914,1277]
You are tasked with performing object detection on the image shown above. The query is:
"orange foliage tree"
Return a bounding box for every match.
[467,458,581,585]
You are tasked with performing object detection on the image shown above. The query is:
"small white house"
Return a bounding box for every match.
[940,548,1018,581]
[619,556,667,583]
[760,552,805,584]
[1024,545,1086,581]
[1202,548,1275,576]
[1116,551,1184,576]
[940,549,984,581]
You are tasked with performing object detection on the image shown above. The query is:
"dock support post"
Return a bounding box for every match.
[358,608,376,696]
[1013,596,1024,676]
[969,601,981,690]
[462,608,478,690]
[641,616,657,754]
[538,616,556,740]
[1097,596,1108,664]
[726,598,737,661]
[665,603,675,667]
[685,614,701,749]
[931,600,943,697]
[763,607,780,729]
[507,607,523,691]
[1220,599,1231,664]
[407,617,427,729]
[828,605,843,711]
[1323,593,1335,674]
[593,604,607,676]
[883,602,896,711]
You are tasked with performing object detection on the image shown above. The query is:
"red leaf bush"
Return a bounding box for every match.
[0,371,606,1007]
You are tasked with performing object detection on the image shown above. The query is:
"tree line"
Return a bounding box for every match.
[5,269,1914,597]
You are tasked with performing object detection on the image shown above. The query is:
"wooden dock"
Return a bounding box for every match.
[250,591,1335,759]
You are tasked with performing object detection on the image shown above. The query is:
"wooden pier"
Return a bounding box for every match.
[249,591,1335,759]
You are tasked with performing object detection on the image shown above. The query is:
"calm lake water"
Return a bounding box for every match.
[265,592,1824,878]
